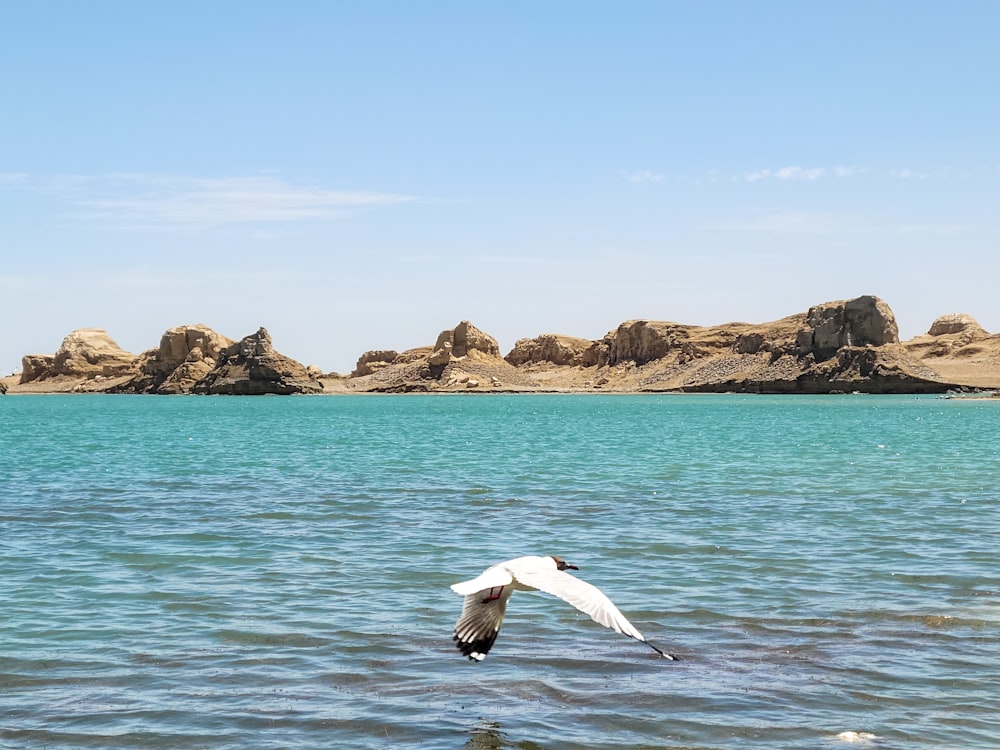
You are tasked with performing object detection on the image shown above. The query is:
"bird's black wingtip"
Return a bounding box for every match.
[645,640,679,660]
[453,632,494,662]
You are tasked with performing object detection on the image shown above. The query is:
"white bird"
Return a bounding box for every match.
[450,554,677,661]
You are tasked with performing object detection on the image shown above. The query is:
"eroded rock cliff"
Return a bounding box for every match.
[191,327,323,395]
[348,320,535,392]
[505,334,598,367]
[117,324,235,394]
[19,329,138,385]
[795,295,898,360]
[8,297,998,395]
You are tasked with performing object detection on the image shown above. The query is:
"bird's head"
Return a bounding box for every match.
[550,555,579,571]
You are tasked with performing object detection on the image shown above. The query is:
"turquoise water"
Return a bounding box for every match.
[1,394,998,749]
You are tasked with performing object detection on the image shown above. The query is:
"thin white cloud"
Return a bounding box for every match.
[624,169,664,183]
[79,175,414,226]
[621,165,897,185]
[721,210,969,236]
[890,168,928,180]
[3,173,415,228]
[832,166,861,177]
[745,166,824,182]
[742,165,867,182]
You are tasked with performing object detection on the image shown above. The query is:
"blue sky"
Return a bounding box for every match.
[2,2,998,374]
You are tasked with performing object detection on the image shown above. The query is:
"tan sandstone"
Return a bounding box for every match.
[4,297,999,396]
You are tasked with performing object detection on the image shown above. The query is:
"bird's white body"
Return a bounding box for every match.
[450,555,671,661]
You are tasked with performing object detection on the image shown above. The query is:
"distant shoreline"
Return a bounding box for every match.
[7,298,1000,395]
[3,373,997,400]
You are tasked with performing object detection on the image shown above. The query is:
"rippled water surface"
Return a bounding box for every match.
[1,394,998,749]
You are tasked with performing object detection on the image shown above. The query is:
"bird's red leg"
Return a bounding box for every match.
[481,586,504,603]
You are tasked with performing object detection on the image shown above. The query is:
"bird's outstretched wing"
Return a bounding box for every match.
[453,587,514,661]
[450,566,514,597]
[512,568,647,642]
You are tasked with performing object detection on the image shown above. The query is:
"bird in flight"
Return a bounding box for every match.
[450,554,678,661]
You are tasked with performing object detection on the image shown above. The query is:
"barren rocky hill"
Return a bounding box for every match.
[333,296,999,394]
[4,296,999,395]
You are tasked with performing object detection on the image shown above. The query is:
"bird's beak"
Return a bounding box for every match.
[566,564,579,570]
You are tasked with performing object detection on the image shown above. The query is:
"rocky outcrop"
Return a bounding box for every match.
[340,298,971,394]
[19,329,138,384]
[117,324,234,394]
[348,321,535,392]
[928,313,984,337]
[497,296,963,394]
[351,350,400,378]
[159,324,232,364]
[191,327,323,395]
[603,321,690,366]
[8,297,997,395]
[597,319,771,367]
[795,296,898,361]
[621,297,942,393]
[433,321,499,359]
[667,343,947,394]
[904,313,991,360]
[426,321,501,378]
[899,314,999,389]
[19,354,56,384]
[506,334,600,367]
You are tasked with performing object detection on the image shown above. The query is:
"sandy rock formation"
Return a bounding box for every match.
[342,299,967,394]
[795,296,898,360]
[494,296,956,394]
[118,324,234,394]
[673,344,946,394]
[160,324,231,363]
[505,334,598,367]
[900,314,999,387]
[904,313,990,359]
[603,321,690,366]
[351,350,400,378]
[628,298,940,393]
[433,321,499,358]
[347,321,534,392]
[191,327,323,395]
[589,318,786,371]
[19,354,55,384]
[428,341,453,368]
[426,321,500,378]
[19,329,137,384]
[928,313,984,336]
[11,295,995,395]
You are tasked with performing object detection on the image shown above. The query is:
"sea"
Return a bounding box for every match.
[1,393,998,749]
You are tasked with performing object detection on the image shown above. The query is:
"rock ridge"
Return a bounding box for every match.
[5,296,999,394]
[191,327,323,395]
